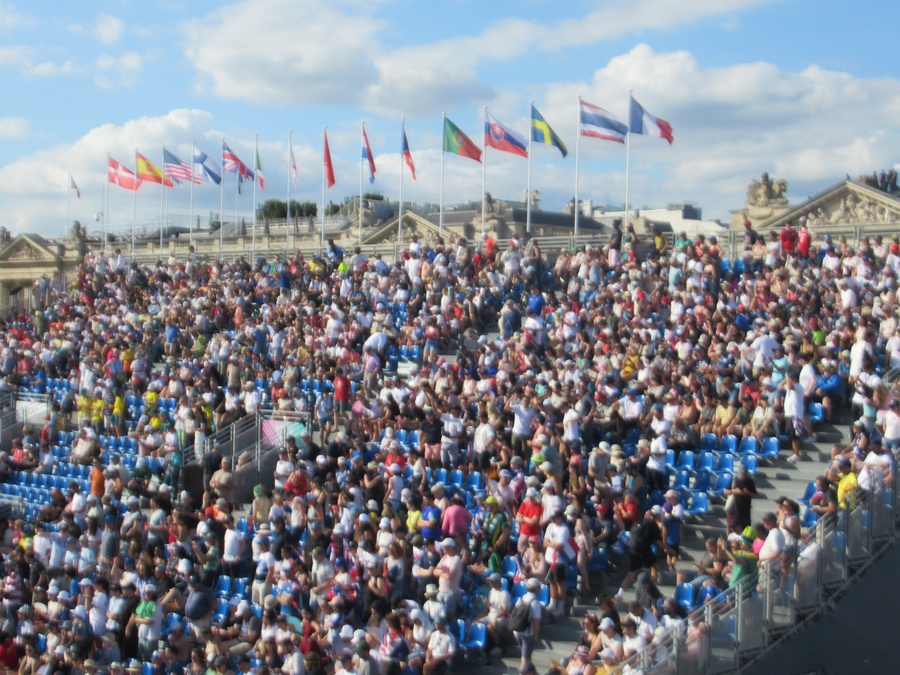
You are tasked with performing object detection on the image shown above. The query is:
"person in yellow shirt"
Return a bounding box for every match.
[835,457,859,509]
[121,344,135,375]
[406,497,423,534]
[113,391,126,436]
[90,393,105,428]
[76,389,93,426]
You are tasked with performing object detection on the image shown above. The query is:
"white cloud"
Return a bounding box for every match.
[94,14,124,45]
[0,110,223,235]
[183,0,385,104]
[26,59,79,76]
[94,51,144,88]
[0,117,29,139]
[0,5,23,31]
[181,0,778,116]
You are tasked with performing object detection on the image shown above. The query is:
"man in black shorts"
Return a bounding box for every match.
[616,509,664,601]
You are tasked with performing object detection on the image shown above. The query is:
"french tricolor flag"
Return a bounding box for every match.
[629,96,674,144]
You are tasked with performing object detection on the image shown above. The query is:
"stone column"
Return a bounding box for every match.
[0,282,8,311]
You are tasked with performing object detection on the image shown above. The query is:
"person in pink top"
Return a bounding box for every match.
[441,496,471,539]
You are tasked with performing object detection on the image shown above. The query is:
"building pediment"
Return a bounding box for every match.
[0,234,60,263]
[757,180,900,229]
[360,211,447,245]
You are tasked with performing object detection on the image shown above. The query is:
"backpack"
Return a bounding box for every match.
[509,597,535,632]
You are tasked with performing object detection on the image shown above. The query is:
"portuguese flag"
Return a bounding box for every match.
[443,116,482,163]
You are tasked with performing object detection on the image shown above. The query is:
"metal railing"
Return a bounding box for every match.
[200,412,260,467]
[610,462,898,674]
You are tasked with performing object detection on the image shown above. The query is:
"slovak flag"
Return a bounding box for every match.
[629,96,674,144]
[361,124,376,184]
[484,111,528,158]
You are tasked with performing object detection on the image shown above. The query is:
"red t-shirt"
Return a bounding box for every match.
[517,499,542,538]
[333,376,350,403]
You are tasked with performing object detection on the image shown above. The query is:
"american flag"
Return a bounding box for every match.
[163,148,199,184]
[223,141,254,180]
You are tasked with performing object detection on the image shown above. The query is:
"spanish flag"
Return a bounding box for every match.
[136,152,174,187]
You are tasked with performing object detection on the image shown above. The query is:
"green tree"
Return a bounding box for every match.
[259,199,287,219]
[363,191,384,201]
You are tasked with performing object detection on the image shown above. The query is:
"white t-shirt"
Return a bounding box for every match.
[511,404,537,436]
[543,521,574,564]
[223,528,243,563]
[758,527,785,563]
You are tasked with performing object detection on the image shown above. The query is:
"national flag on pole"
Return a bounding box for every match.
[443,117,482,162]
[164,148,198,185]
[223,141,255,180]
[255,146,265,191]
[68,173,81,199]
[107,156,140,191]
[193,148,222,185]
[324,130,335,188]
[484,111,528,158]
[136,152,174,187]
[361,124,376,184]
[579,100,628,144]
[530,105,568,157]
[289,142,299,189]
[402,126,416,180]
[629,96,674,144]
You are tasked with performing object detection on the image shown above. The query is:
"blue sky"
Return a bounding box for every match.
[1,0,899,236]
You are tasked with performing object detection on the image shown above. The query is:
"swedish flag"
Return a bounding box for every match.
[531,104,568,158]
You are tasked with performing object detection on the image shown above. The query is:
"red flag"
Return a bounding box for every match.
[108,156,140,191]
[324,130,335,188]
[402,127,416,181]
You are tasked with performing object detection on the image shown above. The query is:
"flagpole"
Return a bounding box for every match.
[235,172,240,239]
[66,172,71,236]
[219,138,225,251]
[287,131,292,239]
[359,123,364,245]
[252,134,258,252]
[574,96,581,239]
[104,153,109,254]
[399,118,405,246]
[624,89,633,227]
[439,113,445,237]
[189,142,195,250]
[132,149,138,257]
[481,106,487,238]
[526,102,533,233]
[321,127,326,250]
[159,148,165,251]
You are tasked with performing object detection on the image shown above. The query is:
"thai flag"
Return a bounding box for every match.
[361,124,376,183]
[579,100,627,144]
[629,96,674,144]
[484,111,528,158]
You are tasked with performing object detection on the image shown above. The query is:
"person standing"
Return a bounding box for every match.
[512,577,543,673]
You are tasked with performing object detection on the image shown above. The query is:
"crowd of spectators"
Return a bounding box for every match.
[0,216,897,675]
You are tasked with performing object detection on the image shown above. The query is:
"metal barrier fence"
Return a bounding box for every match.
[610,462,897,674]
[118,218,900,270]
[201,412,261,467]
